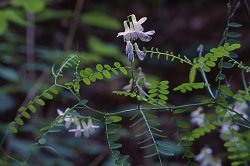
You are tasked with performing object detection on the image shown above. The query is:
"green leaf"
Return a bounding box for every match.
[227,32,241,38]
[49,86,58,94]
[42,92,53,100]
[21,112,30,119]
[15,118,24,125]
[28,105,36,113]
[174,109,186,114]
[9,127,18,133]
[0,17,7,35]
[81,12,121,30]
[79,99,88,105]
[228,22,242,28]
[94,72,103,80]
[102,70,111,78]
[119,67,128,75]
[96,64,103,71]
[18,106,26,112]
[85,68,94,75]
[158,94,168,100]
[219,85,234,97]
[11,0,46,13]
[158,89,169,94]
[217,73,225,81]
[222,62,233,69]
[224,43,241,51]
[83,77,91,85]
[205,60,216,67]
[114,62,121,68]
[110,143,122,149]
[189,65,196,83]
[38,138,46,145]
[108,116,122,123]
[35,98,45,106]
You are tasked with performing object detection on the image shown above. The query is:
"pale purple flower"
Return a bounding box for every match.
[126,41,134,62]
[134,43,146,60]
[123,83,132,92]
[220,122,239,136]
[195,147,221,166]
[233,102,248,119]
[117,15,155,42]
[191,107,205,127]
[117,14,155,62]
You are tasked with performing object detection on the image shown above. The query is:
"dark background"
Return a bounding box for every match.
[0,0,250,165]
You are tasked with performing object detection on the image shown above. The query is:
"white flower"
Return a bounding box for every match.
[134,43,146,60]
[68,118,99,138]
[85,118,99,138]
[220,122,239,135]
[195,147,222,166]
[191,107,205,127]
[234,102,248,119]
[57,109,77,128]
[68,120,83,138]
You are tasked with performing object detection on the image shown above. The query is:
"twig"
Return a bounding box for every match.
[64,0,85,51]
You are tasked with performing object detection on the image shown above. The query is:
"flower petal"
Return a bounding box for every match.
[57,109,64,116]
[123,84,132,92]
[125,41,133,55]
[134,43,146,60]
[138,17,147,24]
[137,32,152,42]
[145,30,155,35]
[128,52,134,62]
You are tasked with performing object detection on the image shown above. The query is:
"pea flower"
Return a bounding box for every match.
[68,118,99,138]
[57,108,77,128]
[117,14,155,42]
[126,41,134,62]
[117,14,155,62]
[195,147,222,166]
[68,120,83,137]
[122,67,151,96]
[134,43,146,60]
[191,107,205,127]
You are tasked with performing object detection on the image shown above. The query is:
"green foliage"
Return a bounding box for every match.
[105,116,130,166]
[8,85,59,133]
[81,12,121,30]
[147,81,169,104]
[11,0,46,13]
[145,47,193,65]
[173,82,205,93]
[0,9,26,35]
[3,4,250,166]
[80,62,128,85]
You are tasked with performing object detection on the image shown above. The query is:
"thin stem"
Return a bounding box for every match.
[64,0,85,51]
[145,50,193,66]
[217,102,250,125]
[197,44,215,99]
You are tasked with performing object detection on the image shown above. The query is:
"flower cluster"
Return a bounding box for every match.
[123,67,151,96]
[195,147,222,166]
[191,107,205,127]
[117,14,155,62]
[57,109,99,138]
